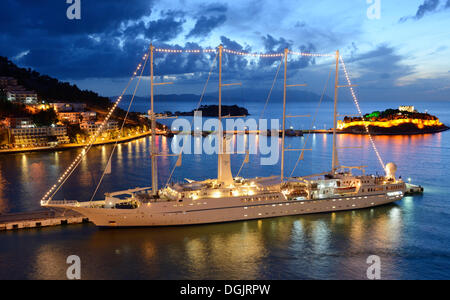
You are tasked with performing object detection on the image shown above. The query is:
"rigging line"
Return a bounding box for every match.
[236,56,284,178]
[339,56,386,171]
[236,150,248,178]
[44,51,150,202]
[289,67,333,177]
[195,51,219,112]
[88,49,150,203]
[164,51,219,187]
[259,56,284,121]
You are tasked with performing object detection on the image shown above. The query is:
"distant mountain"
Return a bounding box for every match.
[115,88,332,113]
[206,87,334,103]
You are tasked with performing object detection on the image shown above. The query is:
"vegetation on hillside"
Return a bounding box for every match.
[0,56,111,109]
[343,108,440,123]
[0,56,152,128]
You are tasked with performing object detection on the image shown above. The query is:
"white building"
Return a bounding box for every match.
[399,106,416,113]
[50,103,87,112]
[81,120,119,135]
[6,89,38,104]
[10,125,69,147]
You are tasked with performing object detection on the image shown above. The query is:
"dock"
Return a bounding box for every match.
[0,209,89,231]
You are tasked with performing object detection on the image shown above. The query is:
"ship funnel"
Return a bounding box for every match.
[385,162,397,179]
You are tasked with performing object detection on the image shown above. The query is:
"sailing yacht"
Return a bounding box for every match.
[42,46,406,227]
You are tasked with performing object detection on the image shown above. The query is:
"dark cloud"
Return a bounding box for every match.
[415,0,440,19]
[186,15,227,38]
[260,35,316,70]
[0,0,153,35]
[399,0,442,22]
[346,45,414,89]
[147,17,185,42]
[0,0,188,80]
[198,3,228,14]
[262,35,292,53]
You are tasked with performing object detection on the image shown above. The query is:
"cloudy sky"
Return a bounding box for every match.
[1,0,449,102]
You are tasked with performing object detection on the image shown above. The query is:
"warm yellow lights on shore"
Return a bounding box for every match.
[337,118,443,130]
[212,191,222,198]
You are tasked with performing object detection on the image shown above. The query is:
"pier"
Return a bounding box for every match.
[0,209,89,231]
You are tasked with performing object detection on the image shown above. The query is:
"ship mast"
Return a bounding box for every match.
[332,50,340,173]
[150,44,158,195]
[281,48,288,181]
[281,48,307,181]
[216,45,237,185]
[217,45,223,181]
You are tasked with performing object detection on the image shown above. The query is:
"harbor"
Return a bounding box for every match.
[1,0,450,282]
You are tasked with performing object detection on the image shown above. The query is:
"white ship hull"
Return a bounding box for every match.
[51,191,403,227]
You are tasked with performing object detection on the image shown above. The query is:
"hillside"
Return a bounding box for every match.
[0,56,111,110]
[0,56,148,125]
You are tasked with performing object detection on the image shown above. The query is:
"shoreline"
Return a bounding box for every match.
[1,126,448,155]
[0,131,160,155]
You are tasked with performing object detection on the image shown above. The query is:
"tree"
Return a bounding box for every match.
[32,108,58,127]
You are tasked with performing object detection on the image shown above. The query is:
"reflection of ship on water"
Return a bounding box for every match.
[42,45,406,227]
[61,204,401,279]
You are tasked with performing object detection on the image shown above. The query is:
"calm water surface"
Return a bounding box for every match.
[0,100,449,279]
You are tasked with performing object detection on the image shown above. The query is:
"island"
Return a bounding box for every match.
[338,106,449,135]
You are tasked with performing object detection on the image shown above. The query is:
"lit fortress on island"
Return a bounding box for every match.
[42,46,406,227]
[338,106,448,134]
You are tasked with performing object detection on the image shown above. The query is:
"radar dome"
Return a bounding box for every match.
[385,162,397,178]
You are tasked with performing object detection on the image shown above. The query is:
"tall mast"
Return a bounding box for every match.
[150,44,158,195]
[217,45,223,181]
[281,48,288,181]
[332,50,340,173]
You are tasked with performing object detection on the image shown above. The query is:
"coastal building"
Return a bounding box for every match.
[0,77,18,87]
[6,89,38,104]
[9,125,69,147]
[56,110,97,124]
[80,121,98,135]
[80,111,97,122]
[105,120,119,131]
[51,103,87,112]
[0,76,38,104]
[57,111,81,124]
[2,117,34,129]
[80,120,119,135]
